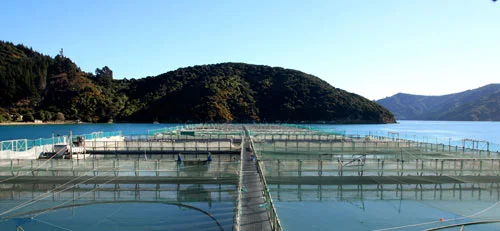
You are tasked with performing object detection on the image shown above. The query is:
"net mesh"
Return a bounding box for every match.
[2,124,500,230]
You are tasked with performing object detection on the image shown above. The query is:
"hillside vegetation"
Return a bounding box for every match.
[377,84,500,121]
[0,41,395,124]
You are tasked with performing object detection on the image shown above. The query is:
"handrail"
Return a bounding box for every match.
[233,131,244,231]
[0,158,240,178]
[0,131,122,152]
[254,134,500,157]
[249,136,283,231]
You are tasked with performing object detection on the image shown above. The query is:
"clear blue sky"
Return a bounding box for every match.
[1,0,498,100]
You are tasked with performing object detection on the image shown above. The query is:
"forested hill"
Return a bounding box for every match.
[0,41,395,124]
[125,63,395,123]
[377,84,500,121]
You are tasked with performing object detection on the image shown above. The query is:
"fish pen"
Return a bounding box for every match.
[245,125,500,231]
[2,124,500,230]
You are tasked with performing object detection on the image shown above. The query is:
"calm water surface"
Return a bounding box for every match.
[0,183,237,231]
[273,199,500,231]
[0,123,179,141]
[1,121,499,143]
[312,120,500,144]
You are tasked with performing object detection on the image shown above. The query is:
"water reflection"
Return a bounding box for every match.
[1,202,234,231]
[0,183,237,230]
[270,183,500,231]
[0,183,236,203]
[270,183,500,202]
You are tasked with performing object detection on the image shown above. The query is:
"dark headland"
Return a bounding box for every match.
[0,41,395,124]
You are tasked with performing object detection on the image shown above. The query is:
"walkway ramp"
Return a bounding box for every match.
[238,127,273,231]
[53,145,68,158]
[240,139,272,231]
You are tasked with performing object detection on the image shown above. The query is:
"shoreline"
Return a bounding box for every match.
[0,121,81,126]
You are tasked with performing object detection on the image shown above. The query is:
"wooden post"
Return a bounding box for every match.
[10,159,14,176]
[156,160,160,177]
[298,160,302,177]
[135,160,139,176]
[416,159,419,175]
[378,159,381,176]
[113,159,117,176]
[421,160,424,176]
[92,159,96,176]
[480,160,483,176]
[454,159,457,175]
[318,160,323,176]
[434,159,438,176]
[460,159,464,176]
[381,160,384,176]
[487,142,490,157]
[440,160,444,176]
[401,160,404,176]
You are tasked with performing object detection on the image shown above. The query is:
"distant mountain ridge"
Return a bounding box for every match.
[377,84,500,121]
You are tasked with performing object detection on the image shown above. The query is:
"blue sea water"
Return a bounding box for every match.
[311,120,500,144]
[0,123,180,141]
[273,200,500,231]
[1,121,499,143]
[0,201,235,231]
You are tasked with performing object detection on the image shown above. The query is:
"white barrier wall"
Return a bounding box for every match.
[0,143,53,159]
[0,136,124,160]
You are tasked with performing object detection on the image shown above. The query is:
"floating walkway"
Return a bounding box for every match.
[239,133,272,231]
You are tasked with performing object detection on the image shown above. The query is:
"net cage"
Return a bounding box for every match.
[243,125,500,230]
[0,158,241,179]
[3,123,500,230]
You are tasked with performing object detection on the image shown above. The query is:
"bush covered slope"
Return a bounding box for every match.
[125,63,395,123]
[0,41,395,124]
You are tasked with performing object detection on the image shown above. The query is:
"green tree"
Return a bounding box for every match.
[23,112,34,122]
[0,107,10,122]
[95,66,113,86]
[56,112,65,121]
[35,110,45,121]
[44,111,54,121]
